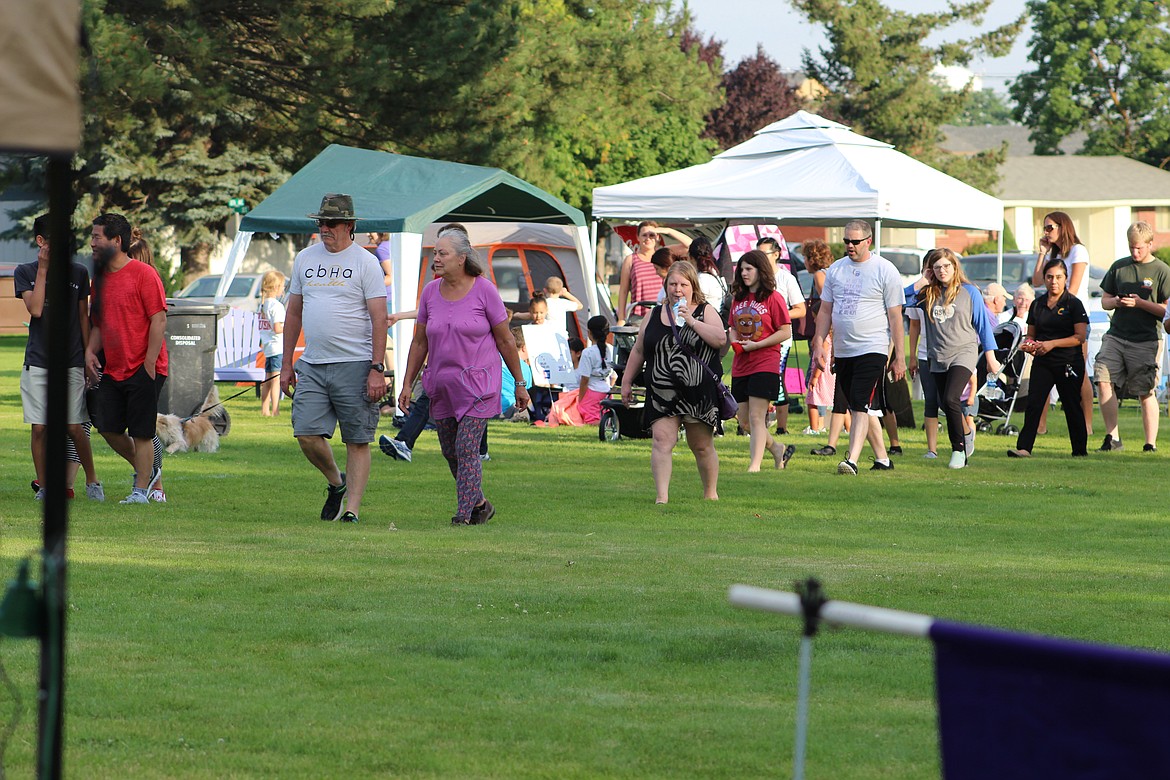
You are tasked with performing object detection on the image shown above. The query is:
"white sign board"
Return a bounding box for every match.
[523,324,575,387]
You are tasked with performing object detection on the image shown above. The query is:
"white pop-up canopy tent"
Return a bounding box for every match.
[593,110,1005,259]
[216,145,593,389]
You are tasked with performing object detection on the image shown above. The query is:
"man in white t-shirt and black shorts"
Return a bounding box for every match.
[280,194,388,524]
[810,220,906,475]
[757,237,807,435]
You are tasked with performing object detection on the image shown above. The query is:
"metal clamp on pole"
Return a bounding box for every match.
[796,577,826,638]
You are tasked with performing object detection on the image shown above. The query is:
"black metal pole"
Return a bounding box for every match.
[38,152,73,780]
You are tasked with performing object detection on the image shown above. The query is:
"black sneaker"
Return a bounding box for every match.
[1144,443,1157,453]
[888,445,903,456]
[339,511,359,523]
[837,459,858,475]
[470,499,495,525]
[1099,435,1123,452]
[321,473,347,521]
[870,459,894,471]
[811,445,837,457]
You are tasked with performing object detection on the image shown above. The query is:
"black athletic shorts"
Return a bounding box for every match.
[731,371,781,403]
[833,353,887,414]
[97,366,166,440]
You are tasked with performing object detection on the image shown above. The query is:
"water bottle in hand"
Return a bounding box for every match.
[673,298,686,325]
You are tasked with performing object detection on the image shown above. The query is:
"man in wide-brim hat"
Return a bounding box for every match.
[280,193,387,524]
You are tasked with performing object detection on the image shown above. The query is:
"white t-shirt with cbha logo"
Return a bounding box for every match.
[821,253,905,358]
[290,242,386,364]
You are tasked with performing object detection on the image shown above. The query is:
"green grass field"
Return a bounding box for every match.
[0,334,1168,778]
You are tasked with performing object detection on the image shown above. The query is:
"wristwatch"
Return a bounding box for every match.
[370,363,385,373]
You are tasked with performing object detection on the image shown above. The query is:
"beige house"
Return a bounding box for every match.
[941,125,1170,264]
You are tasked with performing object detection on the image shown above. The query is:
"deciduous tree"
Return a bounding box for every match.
[704,46,802,150]
[1010,0,1170,168]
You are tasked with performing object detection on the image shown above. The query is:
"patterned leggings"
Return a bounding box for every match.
[435,416,489,521]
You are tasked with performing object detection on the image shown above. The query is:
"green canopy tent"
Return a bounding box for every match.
[218,144,592,389]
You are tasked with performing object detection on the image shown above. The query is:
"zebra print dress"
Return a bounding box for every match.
[640,302,723,432]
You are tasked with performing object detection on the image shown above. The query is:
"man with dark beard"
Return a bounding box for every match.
[84,213,169,505]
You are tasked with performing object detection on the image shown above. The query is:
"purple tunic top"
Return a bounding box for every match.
[418,276,509,420]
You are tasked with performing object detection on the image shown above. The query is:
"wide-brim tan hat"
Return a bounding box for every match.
[307,193,362,221]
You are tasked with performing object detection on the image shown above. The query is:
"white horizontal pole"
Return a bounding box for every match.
[728,585,934,638]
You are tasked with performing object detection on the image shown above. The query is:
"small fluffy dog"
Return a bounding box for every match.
[155,386,222,454]
[155,414,220,453]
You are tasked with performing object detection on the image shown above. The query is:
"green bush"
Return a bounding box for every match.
[1154,247,1170,266]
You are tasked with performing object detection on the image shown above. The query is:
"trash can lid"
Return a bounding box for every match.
[166,299,229,316]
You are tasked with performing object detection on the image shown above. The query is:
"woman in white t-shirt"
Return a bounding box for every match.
[1031,211,1093,435]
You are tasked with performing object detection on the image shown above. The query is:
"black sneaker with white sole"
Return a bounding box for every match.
[321,473,347,521]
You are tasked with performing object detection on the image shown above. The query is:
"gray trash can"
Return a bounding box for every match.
[159,300,227,417]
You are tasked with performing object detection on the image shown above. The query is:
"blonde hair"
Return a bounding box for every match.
[128,228,155,268]
[665,260,704,306]
[921,248,970,319]
[261,270,286,299]
[1128,221,1155,245]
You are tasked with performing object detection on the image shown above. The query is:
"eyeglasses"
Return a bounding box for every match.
[1042,224,1057,232]
[843,237,870,246]
[639,232,657,240]
[317,219,347,229]
[932,262,953,270]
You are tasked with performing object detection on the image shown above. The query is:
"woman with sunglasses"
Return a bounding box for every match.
[1031,211,1094,435]
[1009,258,1089,458]
[616,221,692,325]
[910,249,1001,469]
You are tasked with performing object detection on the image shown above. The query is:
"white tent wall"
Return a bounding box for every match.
[390,231,423,392]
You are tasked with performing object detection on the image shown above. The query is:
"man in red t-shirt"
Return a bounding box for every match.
[84,214,169,505]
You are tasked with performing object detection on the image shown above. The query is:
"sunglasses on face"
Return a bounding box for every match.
[843,237,870,246]
[1043,224,1057,232]
[639,232,657,240]
[317,219,347,229]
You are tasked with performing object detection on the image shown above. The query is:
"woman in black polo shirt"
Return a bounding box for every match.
[1008,258,1090,457]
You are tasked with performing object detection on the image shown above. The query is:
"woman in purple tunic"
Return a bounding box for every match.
[398,231,530,525]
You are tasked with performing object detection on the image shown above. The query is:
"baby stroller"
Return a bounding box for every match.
[975,319,1027,436]
[598,324,651,442]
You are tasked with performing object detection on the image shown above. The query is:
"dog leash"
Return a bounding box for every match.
[185,375,278,421]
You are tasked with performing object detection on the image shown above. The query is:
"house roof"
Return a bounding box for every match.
[940,124,1086,156]
[997,155,1170,205]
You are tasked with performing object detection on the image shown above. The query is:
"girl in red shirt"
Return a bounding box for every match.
[728,250,794,471]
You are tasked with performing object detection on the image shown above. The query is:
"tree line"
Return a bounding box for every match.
[3,0,1167,281]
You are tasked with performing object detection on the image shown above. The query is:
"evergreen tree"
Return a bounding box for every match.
[792,0,1023,191]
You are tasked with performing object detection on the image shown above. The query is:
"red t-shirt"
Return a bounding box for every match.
[728,290,790,377]
[96,260,169,381]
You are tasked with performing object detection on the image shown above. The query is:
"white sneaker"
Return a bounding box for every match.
[149,489,167,503]
[948,451,967,470]
[86,482,105,502]
[120,491,150,504]
[801,427,822,435]
[923,451,938,459]
[963,429,975,458]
